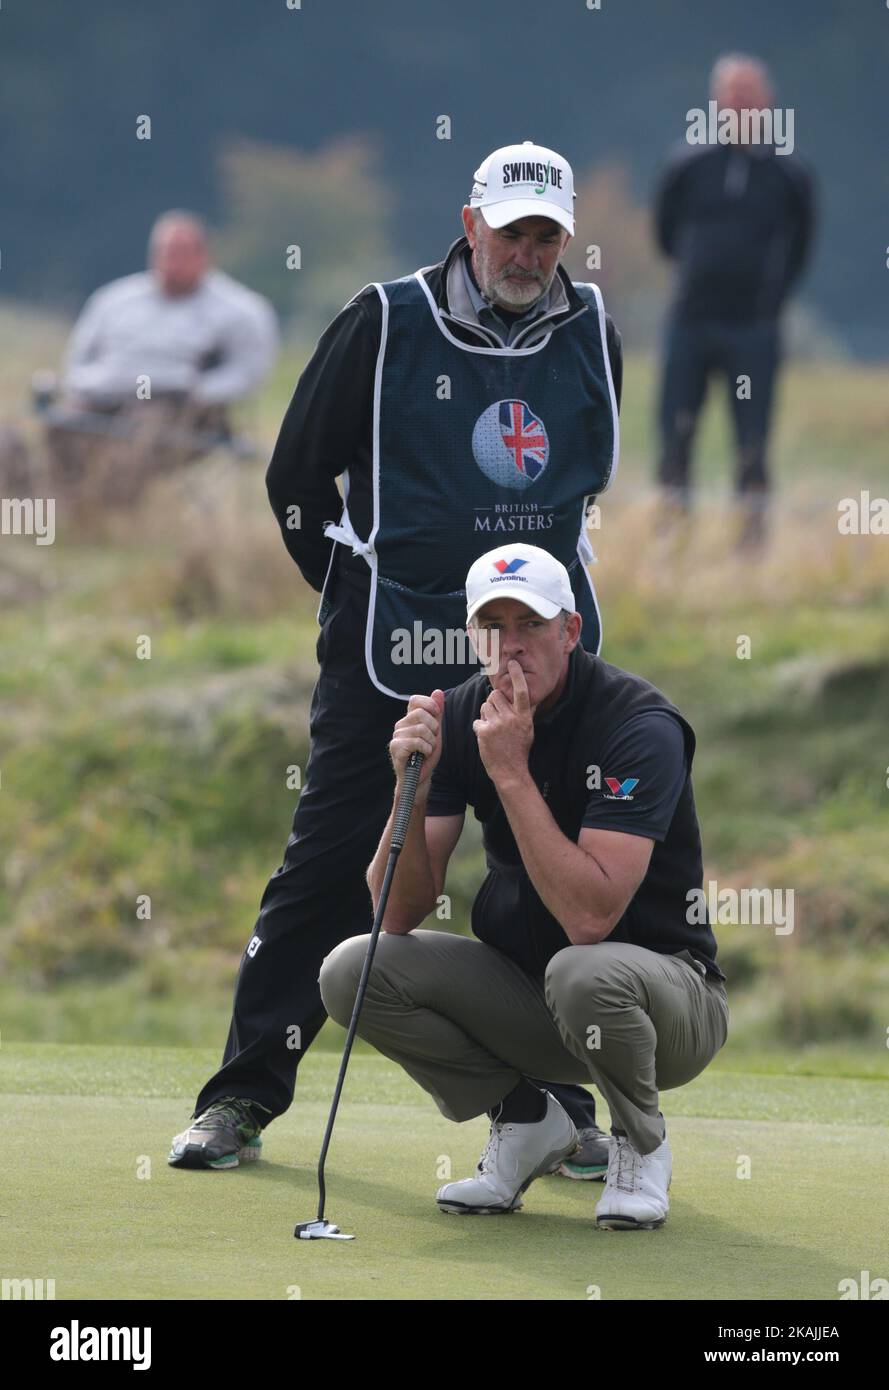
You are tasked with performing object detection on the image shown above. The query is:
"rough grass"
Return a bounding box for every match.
[1,334,888,1055]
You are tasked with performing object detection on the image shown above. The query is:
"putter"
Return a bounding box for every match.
[295,749,425,1241]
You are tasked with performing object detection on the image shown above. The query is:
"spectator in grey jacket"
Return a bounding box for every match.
[47,211,278,501]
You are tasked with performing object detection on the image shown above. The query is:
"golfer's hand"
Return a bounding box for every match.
[389,690,445,792]
[473,659,535,784]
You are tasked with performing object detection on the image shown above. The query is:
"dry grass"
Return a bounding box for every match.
[594,485,889,621]
[88,456,305,622]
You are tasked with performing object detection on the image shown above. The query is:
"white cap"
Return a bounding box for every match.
[465,544,576,624]
[469,141,576,237]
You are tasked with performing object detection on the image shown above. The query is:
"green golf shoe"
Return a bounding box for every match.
[168,1097,266,1170]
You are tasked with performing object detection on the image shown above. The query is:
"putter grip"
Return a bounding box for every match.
[391,750,424,851]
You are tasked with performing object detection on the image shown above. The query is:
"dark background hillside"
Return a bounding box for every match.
[1,0,887,353]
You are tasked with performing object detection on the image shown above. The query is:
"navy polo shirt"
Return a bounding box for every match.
[426,643,725,981]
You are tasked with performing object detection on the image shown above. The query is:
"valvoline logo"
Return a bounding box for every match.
[493,557,528,575]
[604,777,639,800]
[472,400,550,490]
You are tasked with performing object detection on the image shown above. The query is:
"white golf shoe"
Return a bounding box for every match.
[437,1090,579,1215]
[595,1132,672,1231]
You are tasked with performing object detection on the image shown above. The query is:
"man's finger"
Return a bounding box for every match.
[408,693,442,715]
[507,659,531,711]
[486,689,511,715]
[405,707,439,736]
[404,728,436,755]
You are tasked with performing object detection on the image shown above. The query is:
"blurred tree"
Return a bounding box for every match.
[213,134,400,335]
[562,162,670,349]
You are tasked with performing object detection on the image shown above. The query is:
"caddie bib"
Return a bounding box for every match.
[320,268,619,699]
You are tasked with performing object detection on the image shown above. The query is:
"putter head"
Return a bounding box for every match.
[294,1218,355,1241]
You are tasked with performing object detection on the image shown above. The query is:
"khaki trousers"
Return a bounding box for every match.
[320,929,729,1155]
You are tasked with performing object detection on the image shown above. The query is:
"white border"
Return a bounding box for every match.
[363,282,405,698]
[582,280,620,495]
[569,281,618,655]
[414,269,557,357]
[315,283,378,626]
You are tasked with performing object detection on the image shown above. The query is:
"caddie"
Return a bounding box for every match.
[171,141,623,1176]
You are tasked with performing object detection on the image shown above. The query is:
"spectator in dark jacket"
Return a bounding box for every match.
[653,54,816,548]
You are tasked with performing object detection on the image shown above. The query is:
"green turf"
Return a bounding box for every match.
[2,1043,885,1301]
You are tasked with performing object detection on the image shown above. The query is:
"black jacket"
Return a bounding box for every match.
[266,236,622,595]
[654,142,816,323]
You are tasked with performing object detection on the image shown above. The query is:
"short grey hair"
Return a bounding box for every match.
[710,52,772,94]
[148,209,209,254]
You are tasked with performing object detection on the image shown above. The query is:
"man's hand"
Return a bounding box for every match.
[389,690,445,792]
[473,658,536,785]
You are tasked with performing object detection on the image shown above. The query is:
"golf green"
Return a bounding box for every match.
[2,1044,886,1301]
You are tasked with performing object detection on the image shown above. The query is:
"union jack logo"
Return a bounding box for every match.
[499,401,548,480]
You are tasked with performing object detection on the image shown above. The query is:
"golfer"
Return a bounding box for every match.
[171,142,622,1174]
[320,545,728,1229]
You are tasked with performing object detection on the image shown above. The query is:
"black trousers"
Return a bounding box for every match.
[657,314,781,503]
[193,563,600,1132]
